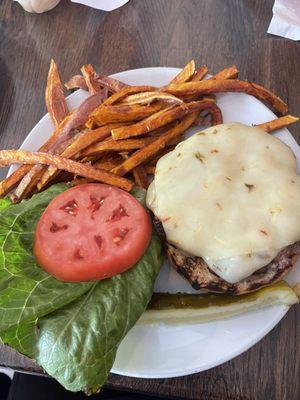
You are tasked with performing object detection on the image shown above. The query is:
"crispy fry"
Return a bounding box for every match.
[180,66,237,102]
[15,89,107,200]
[65,75,87,91]
[121,92,183,106]
[0,165,32,197]
[0,113,75,198]
[194,113,212,127]
[71,178,96,186]
[256,115,299,132]
[87,103,164,126]
[81,64,101,94]
[36,124,120,190]
[111,113,198,176]
[86,86,157,128]
[82,136,156,157]
[145,165,156,174]
[0,150,133,192]
[93,154,124,171]
[68,68,128,94]
[169,60,195,84]
[111,100,215,140]
[13,89,108,201]
[103,86,156,106]
[210,104,223,125]
[14,136,80,200]
[211,65,239,80]
[193,104,223,127]
[13,167,45,201]
[45,59,68,128]
[50,89,109,151]
[191,65,208,81]
[132,166,149,188]
[166,80,288,116]
[93,74,128,93]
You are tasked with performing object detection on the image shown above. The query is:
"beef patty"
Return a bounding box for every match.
[154,218,300,295]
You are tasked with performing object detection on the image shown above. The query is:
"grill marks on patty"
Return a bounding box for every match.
[154,217,300,295]
[166,242,300,295]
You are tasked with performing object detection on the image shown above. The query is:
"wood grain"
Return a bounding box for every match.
[0,0,299,399]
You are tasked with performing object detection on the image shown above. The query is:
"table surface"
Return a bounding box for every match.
[0,0,299,399]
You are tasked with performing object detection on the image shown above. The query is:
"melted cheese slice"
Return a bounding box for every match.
[146,123,300,283]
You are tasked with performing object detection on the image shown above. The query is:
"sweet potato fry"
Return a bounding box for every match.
[111,112,198,176]
[111,99,215,140]
[46,59,68,128]
[81,64,102,94]
[65,75,87,91]
[180,66,237,102]
[132,165,149,189]
[210,103,223,125]
[103,86,156,106]
[71,178,96,186]
[93,74,128,93]
[0,165,32,197]
[93,154,124,171]
[0,113,75,198]
[0,150,133,192]
[36,124,120,190]
[82,136,156,157]
[68,67,128,94]
[255,115,299,132]
[50,88,109,150]
[87,102,164,126]
[210,65,239,80]
[194,113,212,127]
[169,60,195,84]
[86,86,157,128]
[190,65,208,81]
[14,134,84,200]
[193,103,223,127]
[12,90,108,201]
[121,92,183,106]
[166,79,288,116]
[13,167,45,201]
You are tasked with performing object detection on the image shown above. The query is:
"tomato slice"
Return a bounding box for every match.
[34,184,152,282]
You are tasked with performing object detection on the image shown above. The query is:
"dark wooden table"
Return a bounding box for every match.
[0,0,299,399]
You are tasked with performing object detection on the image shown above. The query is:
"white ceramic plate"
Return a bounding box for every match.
[9,67,300,379]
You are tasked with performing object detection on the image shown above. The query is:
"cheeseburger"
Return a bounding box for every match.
[146,123,300,294]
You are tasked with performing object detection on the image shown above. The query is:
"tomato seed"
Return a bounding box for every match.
[88,196,105,219]
[60,199,79,216]
[113,228,129,245]
[50,222,69,233]
[107,205,128,222]
[88,196,105,212]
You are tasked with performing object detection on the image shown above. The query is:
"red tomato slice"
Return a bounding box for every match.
[34,184,152,282]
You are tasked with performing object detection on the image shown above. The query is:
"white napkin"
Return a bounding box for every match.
[267,0,300,40]
[14,0,60,13]
[71,0,128,11]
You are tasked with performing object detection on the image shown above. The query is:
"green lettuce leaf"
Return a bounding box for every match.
[0,184,93,332]
[0,185,163,394]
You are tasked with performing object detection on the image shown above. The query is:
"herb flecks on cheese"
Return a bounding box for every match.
[146,123,300,283]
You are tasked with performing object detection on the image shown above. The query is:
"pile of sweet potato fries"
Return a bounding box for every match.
[0,59,298,201]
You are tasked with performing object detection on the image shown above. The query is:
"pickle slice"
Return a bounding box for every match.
[139,281,299,325]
